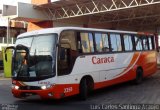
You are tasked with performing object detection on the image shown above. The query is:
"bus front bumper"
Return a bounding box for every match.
[11,86,63,99]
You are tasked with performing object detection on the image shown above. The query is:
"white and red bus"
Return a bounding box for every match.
[5,27,157,100]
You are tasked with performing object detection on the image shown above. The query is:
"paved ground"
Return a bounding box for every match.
[0,71,160,110]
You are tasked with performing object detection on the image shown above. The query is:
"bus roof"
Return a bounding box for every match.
[17,27,154,38]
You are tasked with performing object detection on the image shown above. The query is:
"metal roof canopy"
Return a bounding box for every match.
[35,0,160,32]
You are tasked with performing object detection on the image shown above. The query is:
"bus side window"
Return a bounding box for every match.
[148,36,155,50]
[58,31,78,76]
[134,35,143,51]
[123,34,133,51]
[95,33,110,52]
[142,36,149,50]
[80,32,94,53]
[110,33,122,52]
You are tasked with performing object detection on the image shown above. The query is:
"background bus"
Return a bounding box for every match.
[0,37,16,70]
[6,27,157,100]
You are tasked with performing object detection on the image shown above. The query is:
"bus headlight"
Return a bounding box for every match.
[14,86,19,90]
[41,85,47,90]
[41,85,52,90]
[12,84,20,90]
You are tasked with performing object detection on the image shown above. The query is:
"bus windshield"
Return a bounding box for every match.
[13,34,57,81]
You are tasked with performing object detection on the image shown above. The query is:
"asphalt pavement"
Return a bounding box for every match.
[0,71,160,110]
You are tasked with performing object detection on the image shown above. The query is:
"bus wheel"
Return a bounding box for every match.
[79,78,88,100]
[135,68,143,84]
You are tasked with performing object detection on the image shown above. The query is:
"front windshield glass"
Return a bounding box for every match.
[13,34,57,80]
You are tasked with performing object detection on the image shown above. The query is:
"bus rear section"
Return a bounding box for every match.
[7,27,157,100]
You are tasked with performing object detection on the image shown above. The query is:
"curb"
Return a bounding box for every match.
[0,73,10,80]
[0,78,10,80]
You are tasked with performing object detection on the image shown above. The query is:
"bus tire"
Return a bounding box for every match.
[135,68,143,84]
[79,78,88,100]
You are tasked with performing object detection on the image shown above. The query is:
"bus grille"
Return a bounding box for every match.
[19,86,41,90]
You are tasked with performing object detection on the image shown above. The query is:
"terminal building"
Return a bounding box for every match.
[1,0,160,33]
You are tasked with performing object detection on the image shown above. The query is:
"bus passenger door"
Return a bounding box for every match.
[58,44,71,75]
[58,31,78,76]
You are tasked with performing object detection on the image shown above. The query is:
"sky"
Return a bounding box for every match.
[0,0,31,26]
